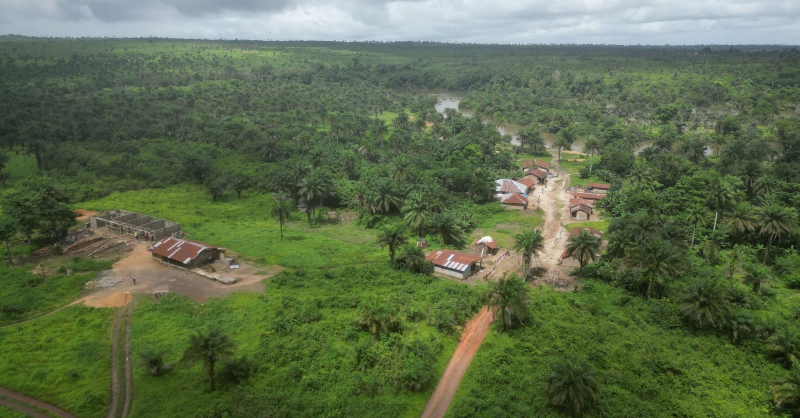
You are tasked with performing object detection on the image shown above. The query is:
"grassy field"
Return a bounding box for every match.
[0,259,111,326]
[128,265,485,418]
[3,149,38,185]
[448,281,785,418]
[0,305,113,418]
[469,202,543,249]
[565,220,611,234]
[0,406,29,418]
[80,185,386,270]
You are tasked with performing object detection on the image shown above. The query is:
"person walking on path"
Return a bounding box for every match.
[132,276,136,285]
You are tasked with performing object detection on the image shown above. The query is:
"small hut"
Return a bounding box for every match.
[471,236,498,257]
[587,183,611,194]
[501,193,528,210]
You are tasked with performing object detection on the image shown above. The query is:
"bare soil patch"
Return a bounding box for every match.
[74,209,99,221]
[81,239,281,306]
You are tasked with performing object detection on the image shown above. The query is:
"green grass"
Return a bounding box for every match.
[471,202,543,248]
[79,185,385,270]
[0,305,113,418]
[3,149,38,185]
[565,220,611,234]
[128,265,485,418]
[0,260,110,326]
[448,281,785,418]
[0,405,30,418]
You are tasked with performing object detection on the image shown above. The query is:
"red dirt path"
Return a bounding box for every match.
[0,387,77,418]
[420,306,494,418]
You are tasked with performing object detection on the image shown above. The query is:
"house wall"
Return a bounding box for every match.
[571,211,589,220]
[502,203,526,211]
[433,266,469,280]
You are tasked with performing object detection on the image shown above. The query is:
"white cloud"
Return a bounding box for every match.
[0,0,798,44]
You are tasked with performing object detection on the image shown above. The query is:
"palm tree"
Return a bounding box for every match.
[390,155,414,182]
[298,169,330,225]
[393,244,433,274]
[743,263,770,293]
[738,160,763,197]
[772,360,800,413]
[487,274,530,331]
[759,201,798,264]
[403,191,431,238]
[565,229,602,271]
[545,355,599,416]
[678,275,729,328]
[767,324,800,367]
[357,300,399,335]
[554,135,572,161]
[629,238,685,299]
[138,347,172,377]
[709,134,727,156]
[181,328,236,392]
[513,230,545,279]
[726,202,757,235]
[376,223,408,262]
[427,211,464,246]
[707,179,736,230]
[755,175,779,197]
[685,203,710,247]
[583,137,602,175]
[627,160,654,190]
[270,195,294,240]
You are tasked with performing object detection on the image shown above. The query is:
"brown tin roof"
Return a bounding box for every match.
[150,237,219,265]
[426,250,481,272]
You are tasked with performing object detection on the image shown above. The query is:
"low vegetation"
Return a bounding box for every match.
[0,306,113,418]
[127,266,484,417]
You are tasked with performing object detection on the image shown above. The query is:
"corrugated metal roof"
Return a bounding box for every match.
[535,160,550,169]
[472,236,498,249]
[526,168,548,180]
[426,250,481,272]
[570,227,604,239]
[587,182,611,189]
[150,237,218,265]
[501,194,528,205]
[516,177,535,188]
[495,179,527,194]
[572,192,606,200]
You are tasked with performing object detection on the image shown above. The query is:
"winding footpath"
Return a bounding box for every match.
[108,303,135,418]
[0,387,77,418]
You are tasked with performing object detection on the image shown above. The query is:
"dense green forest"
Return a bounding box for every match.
[1,36,800,417]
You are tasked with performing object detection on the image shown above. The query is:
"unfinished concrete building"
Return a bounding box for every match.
[89,210,181,240]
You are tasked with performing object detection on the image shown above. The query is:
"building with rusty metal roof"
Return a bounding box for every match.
[150,237,224,269]
[426,249,482,280]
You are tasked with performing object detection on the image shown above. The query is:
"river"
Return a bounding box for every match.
[431,92,720,156]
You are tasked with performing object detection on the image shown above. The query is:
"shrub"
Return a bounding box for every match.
[219,356,256,385]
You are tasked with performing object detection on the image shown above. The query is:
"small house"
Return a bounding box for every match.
[501,193,528,210]
[426,249,482,280]
[471,236,498,257]
[569,198,594,220]
[535,160,550,172]
[516,177,535,193]
[150,237,224,269]
[572,192,605,202]
[587,183,611,194]
[495,179,528,195]
[525,168,549,185]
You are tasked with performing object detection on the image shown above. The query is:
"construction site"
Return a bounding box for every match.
[89,210,182,240]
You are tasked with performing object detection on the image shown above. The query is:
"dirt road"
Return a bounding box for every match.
[107,303,135,418]
[534,159,575,271]
[0,387,77,418]
[420,306,494,418]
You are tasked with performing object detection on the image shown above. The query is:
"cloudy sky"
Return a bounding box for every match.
[1,0,798,44]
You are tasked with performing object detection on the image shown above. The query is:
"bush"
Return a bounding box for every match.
[784,274,800,289]
[579,165,591,179]
[219,356,256,385]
